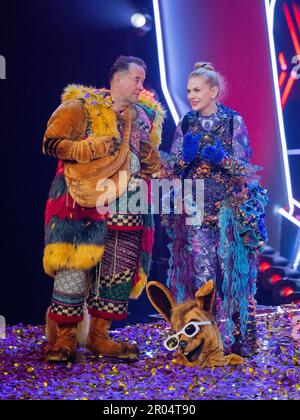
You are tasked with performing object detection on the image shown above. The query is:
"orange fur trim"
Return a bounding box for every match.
[130,269,148,300]
[43,243,105,278]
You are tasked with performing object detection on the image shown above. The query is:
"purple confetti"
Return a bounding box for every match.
[0,305,299,400]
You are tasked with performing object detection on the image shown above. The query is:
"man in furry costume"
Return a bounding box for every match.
[42,56,164,362]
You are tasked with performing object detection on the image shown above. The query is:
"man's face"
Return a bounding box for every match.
[116,63,146,104]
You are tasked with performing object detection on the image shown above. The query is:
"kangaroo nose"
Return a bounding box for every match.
[179,340,188,350]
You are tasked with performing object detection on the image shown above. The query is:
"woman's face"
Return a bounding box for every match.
[187,76,219,114]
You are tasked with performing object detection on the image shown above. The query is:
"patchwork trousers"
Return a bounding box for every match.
[48,229,142,323]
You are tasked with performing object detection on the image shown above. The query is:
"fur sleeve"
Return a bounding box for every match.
[42,99,87,159]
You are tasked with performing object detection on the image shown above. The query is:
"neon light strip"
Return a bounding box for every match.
[282,74,296,108]
[278,51,287,70]
[292,2,300,31]
[152,0,180,125]
[265,0,295,218]
[280,3,300,108]
[293,199,300,208]
[294,247,300,269]
[270,0,277,31]
[288,149,300,155]
[283,3,300,53]
[279,71,287,88]
[279,208,300,228]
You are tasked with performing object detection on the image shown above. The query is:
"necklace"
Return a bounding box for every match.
[198,105,220,132]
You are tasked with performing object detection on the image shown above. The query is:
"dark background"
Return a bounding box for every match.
[0,0,299,326]
[0,0,174,326]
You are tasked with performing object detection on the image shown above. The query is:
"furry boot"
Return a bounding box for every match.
[86,317,139,360]
[46,323,78,362]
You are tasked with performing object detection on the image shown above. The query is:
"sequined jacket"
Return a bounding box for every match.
[170,104,252,229]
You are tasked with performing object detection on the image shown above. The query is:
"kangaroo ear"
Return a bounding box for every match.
[195,280,216,314]
[146,281,176,323]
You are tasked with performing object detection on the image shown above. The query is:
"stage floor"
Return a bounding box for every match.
[0,305,299,400]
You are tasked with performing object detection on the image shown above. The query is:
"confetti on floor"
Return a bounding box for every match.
[0,305,299,400]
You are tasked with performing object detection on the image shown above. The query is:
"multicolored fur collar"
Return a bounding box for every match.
[61,84,165,147]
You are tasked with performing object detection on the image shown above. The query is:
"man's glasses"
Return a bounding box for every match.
[163,321,212,352]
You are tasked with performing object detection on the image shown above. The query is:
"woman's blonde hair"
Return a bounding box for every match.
[189,62,227,99]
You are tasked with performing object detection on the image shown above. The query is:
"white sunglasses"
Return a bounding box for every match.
[163,321,212,352]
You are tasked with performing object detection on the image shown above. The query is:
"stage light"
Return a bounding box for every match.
[131,13,146,28]
[259,262,271,272]
[272,278,300,304]
[130,13,152,33]
[257,245,300,305]
[281,286,294,298]
[260,266,286,291]
[271,274,283,285]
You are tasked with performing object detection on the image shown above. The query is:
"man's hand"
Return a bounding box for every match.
[69,140,94,163]
[140,141,153,161]
[87,135,120,159]
[140,141,161,175]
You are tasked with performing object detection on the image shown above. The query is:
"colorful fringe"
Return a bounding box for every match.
[43,161,107,278]
[218,203,256,345]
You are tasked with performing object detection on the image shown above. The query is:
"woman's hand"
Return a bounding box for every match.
[201,139,225,165]
[182,132,202,163]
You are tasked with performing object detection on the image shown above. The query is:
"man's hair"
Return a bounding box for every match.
[109,55,147,82]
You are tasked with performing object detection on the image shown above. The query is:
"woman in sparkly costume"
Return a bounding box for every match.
[163,62,268,356]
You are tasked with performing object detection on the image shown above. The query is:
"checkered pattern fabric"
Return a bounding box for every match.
[88,299,128,316]
[50,302,83,318]
[87,230,142,320]
[49,269,87,322]
[96,269,134,287]
[107,213,143,227]
[138,119,151,133]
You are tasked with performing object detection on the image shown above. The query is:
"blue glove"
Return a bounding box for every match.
[182,133,202,163]
[201,139,225,165]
